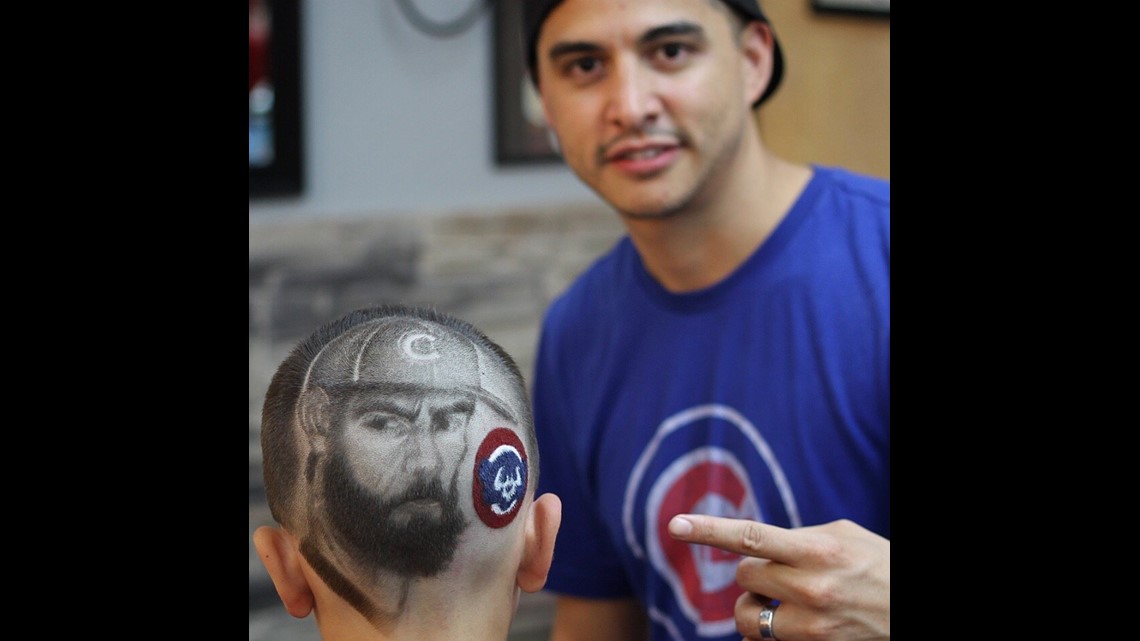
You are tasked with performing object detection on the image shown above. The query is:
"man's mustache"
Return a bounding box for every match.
[388,476,449,507]
[597,125,690,164]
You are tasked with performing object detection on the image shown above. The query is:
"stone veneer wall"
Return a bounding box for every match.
[249,203,624,640]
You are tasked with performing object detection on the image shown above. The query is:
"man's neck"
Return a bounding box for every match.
[624,143,812,294]
[313,574,515,641]
[304,530,517,641]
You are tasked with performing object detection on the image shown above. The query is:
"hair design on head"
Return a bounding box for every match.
[260,303,538,623]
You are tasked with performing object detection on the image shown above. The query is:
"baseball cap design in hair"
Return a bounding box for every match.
[302,317,520,425]
[522,0,784,108]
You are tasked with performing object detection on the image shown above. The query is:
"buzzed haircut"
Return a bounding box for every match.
[260,304,539,619]
[262,304,536,527]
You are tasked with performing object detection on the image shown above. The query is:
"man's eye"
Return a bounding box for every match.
[361,414,404,432]
[574,58,598,72]
[654,42,693,66]
[432,412,464,432]
[564,56,602,80]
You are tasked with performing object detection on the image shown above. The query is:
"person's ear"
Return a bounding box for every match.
[738,20,775,107]
[516,492,562,593]
[538,101,562,157]
[298,386,332,441]
[253,526,316,619]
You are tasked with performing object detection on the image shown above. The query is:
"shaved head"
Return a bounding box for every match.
[260,304,537,622]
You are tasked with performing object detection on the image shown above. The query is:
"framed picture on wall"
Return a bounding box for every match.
[493,0,562,165]
[249,0,304,198]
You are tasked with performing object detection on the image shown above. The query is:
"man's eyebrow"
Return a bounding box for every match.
[353,393,416,415]
[546,22,706,62]
[640,21,706,45]
[548,41,603,61]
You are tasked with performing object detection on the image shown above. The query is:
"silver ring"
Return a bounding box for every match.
[758,601,779,640]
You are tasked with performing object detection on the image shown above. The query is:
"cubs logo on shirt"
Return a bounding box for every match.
[473,427,528,528]
[624,404,801,639]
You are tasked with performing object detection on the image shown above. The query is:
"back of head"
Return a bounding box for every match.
[260,303,542,629]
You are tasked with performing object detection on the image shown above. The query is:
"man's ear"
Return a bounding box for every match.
[298,386,332,441]
[253,526,316,619]
[536,82,565,153]
[739,20,775,107]
[516,493,562,593]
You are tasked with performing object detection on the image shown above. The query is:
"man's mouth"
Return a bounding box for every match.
[616,147,667,161]
[390,498,443,523]
[603,142,680,176]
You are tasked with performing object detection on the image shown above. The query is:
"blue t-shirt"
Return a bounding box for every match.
[532,166,890,641]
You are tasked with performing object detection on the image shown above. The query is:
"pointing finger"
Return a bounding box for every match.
[668,514,801,565]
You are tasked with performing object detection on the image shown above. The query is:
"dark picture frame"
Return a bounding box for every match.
[249,0,304,198]
[493,0,562,165]
[812,0,890,18]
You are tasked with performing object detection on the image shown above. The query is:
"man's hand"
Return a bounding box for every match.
[668,515,889,641]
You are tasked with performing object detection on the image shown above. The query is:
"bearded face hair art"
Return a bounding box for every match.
[260,304,539,623]
[299,315,484,581]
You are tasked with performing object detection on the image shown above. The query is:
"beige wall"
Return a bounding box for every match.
[758,3,890,180]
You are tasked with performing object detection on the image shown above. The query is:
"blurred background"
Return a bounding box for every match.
[249,1,889,639]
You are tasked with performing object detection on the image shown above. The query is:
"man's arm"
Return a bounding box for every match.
[549,595,648,641]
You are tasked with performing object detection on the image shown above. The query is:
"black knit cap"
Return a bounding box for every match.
[523,0,784,108]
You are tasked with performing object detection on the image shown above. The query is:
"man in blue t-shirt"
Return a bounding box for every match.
[521,1,889,640]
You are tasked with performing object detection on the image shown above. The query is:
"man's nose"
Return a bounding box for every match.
[605,56,661,130]
[401,427,436,474]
